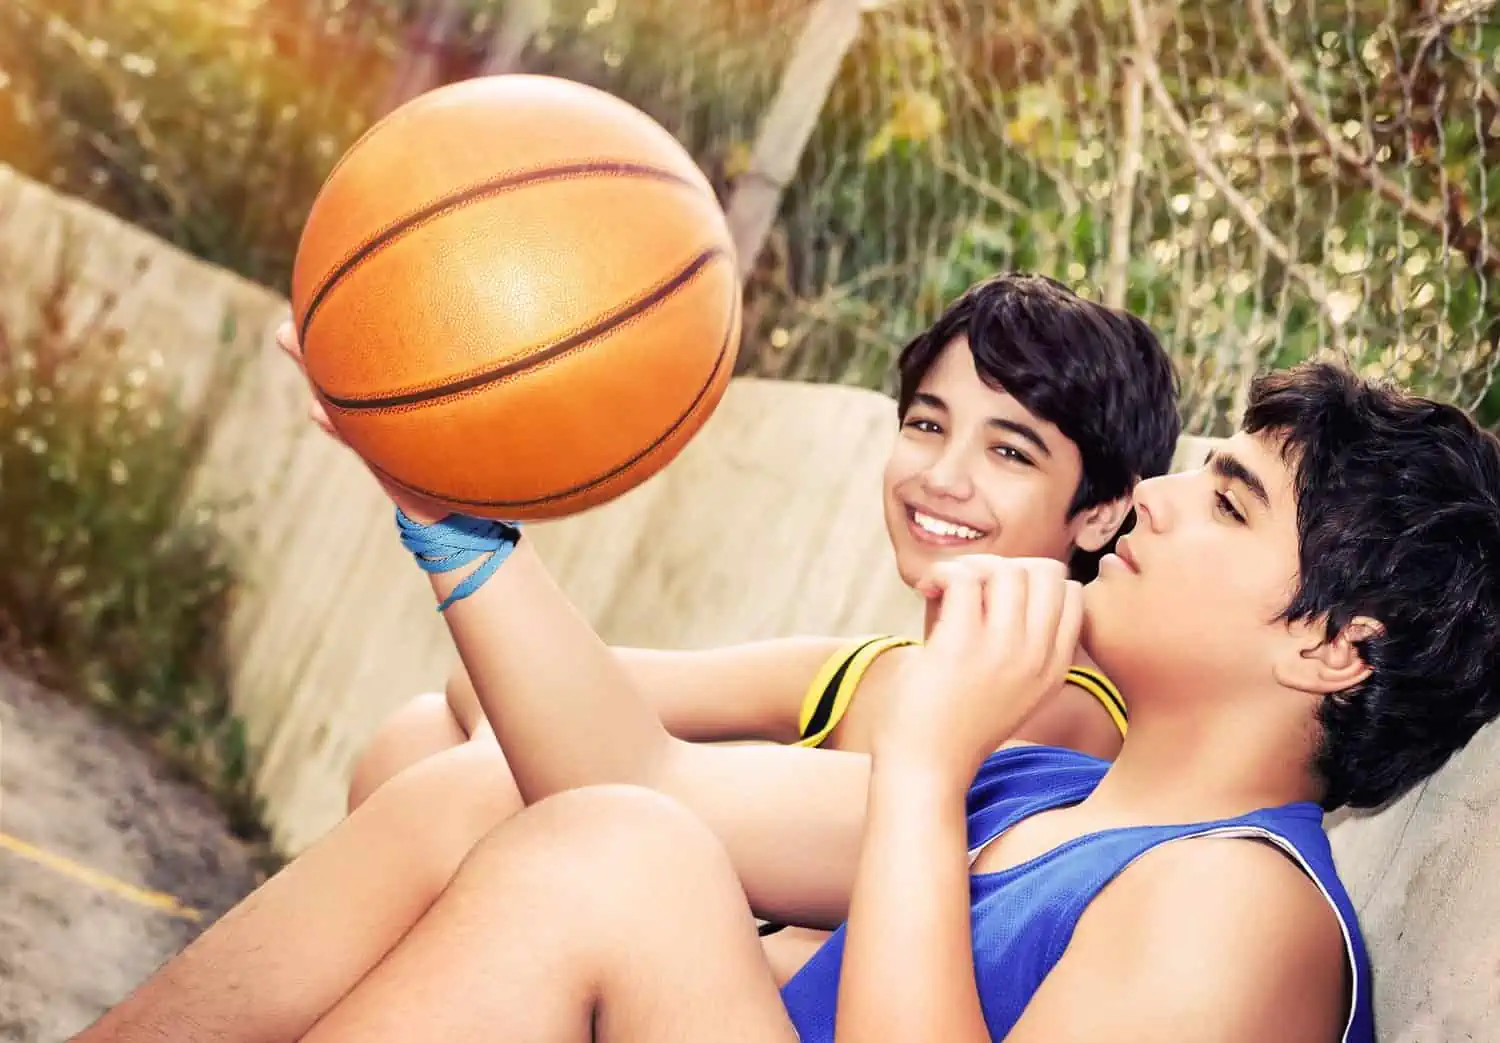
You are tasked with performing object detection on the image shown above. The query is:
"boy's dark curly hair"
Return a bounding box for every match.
[1245,362,1500,810]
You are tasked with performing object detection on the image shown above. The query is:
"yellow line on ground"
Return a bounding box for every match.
[0,830,203,922]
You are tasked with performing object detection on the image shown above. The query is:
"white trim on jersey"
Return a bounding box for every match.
[969,825,1362,1043]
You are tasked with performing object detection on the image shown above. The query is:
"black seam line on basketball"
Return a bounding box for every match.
[320,247,724,411]
[369,275,739,509]
[296,161,705,344]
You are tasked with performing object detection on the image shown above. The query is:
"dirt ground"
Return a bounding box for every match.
[0,669,267,1042]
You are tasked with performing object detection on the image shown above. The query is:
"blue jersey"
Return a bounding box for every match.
[780,745,1374,1042]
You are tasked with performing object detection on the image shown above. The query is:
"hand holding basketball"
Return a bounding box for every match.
[289,75,741,523]
[276,320,449,524]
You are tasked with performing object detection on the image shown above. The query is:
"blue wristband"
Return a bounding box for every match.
[396,509,523,612]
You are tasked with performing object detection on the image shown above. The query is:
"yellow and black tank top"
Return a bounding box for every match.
[793,635,1127,749]
[757,635,1126,940]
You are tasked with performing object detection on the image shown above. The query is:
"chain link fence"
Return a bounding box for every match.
[1,0,1496,433]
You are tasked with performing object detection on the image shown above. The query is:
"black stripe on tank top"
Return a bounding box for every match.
[761,638,890,939]
[799,636,887,742]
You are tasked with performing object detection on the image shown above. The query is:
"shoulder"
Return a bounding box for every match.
[816,638,921,750]
[1079,834,1348,1035]
[1006,832,1350,1041]
[1112,833,1348,938]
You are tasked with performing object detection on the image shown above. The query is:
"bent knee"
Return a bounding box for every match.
[469,784,735,895]
[444,663,488,737]
[447,787,756,974]
[347,690,469,812]
[355,740,525,892]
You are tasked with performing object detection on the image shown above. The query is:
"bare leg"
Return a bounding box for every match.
[350,684,833,987]
[347,651,502,810]
[346,691,473,810]
[76,740,521,1043]
[764,926,833,986]
[305,785,799,1043]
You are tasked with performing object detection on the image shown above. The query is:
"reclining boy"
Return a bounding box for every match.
[79,349,1500,1037]
[342,274,1181,977]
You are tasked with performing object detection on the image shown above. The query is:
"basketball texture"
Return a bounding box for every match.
[290,75,742,520]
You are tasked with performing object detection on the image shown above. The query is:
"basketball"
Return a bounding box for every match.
[289,75,742,521]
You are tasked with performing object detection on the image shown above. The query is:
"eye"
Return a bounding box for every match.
[903,417,942,435]
[1214,490,1246,524]
[991,445,1035,466]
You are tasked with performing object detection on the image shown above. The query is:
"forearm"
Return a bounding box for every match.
[432,536,676,803]
[422,525,874,928]
[835,757,990,1042]
[445,632,825,748]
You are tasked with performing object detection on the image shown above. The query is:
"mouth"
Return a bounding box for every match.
[1105,535,1141,574]
[904,505,990,547]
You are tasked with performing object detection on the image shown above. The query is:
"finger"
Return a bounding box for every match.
[309,401,335,431]
[308,401,346,444]
[978,557,1026,646]
[275,319,302,363]
[928,560,985,649]
[1049,580,1086,681]
[1017,561,1068,670]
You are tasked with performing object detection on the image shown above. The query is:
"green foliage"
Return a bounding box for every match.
[0,0,389,291]
[2,0,1495,434]
[0,231,263,838]
[747,0,1498,431]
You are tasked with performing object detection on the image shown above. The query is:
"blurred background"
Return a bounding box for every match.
[0,1,1495,1037]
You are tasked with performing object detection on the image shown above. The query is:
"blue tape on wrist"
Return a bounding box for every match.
[396,510,523,612]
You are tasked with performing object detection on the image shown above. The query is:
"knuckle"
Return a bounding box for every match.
[1027,558,1068,580]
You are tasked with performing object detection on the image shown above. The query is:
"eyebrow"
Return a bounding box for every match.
[1206,450,1270,509]
[911,392,1053,458]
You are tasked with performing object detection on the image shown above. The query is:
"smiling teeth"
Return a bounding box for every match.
[913,511,983,540]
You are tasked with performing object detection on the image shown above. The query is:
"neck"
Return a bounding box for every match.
[1082,678,1323,824]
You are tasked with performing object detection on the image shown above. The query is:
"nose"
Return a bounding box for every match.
[920,443,975,501]
[1131,473,1172,534]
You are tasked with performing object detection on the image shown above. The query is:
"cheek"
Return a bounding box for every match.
[1142,549,1291,653]
[975,473,1074,556]
[881,437,922,494]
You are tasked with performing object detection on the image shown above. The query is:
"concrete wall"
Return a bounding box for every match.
[1,164,1493,1039]
[0,164,923,853]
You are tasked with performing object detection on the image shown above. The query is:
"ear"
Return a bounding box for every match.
[1070,494,1134,553]
[1273,616,1382,695]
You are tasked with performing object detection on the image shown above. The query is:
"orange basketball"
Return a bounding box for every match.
[290,75,741,521]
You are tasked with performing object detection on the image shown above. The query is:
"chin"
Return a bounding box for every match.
[891,544,927,590]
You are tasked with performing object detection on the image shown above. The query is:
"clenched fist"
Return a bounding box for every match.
[877,556,1085,782]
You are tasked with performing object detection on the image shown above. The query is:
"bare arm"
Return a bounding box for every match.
[1002,838,1348,1042]
[437,536,871,928]
[834,760,991,1041]
[835,557,1084,1043]
[824,647,1125,760]
[446,636,848,745]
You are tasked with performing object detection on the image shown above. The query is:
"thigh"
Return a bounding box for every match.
[306,785,799,1043]
[347,690,470,810]
[762,926,834,988]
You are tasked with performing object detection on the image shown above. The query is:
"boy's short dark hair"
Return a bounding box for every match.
[1245,362,1500,811]
[895,273,1181,581]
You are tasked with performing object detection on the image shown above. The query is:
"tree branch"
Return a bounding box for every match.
[1246,0,1500,277]
[1408,0,1497,77]
[1104,57,1146,309]
[1123,0,1348,347]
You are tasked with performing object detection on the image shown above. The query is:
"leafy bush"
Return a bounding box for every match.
[0,227,263,838]
[0,0,390,291]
